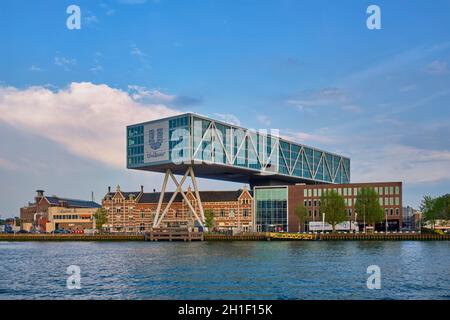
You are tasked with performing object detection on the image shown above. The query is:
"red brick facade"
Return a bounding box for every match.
[288,182,403,232]
[102,186,253,233]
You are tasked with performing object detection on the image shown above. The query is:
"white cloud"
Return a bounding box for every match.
[256,114,271,126]
[286,87,349,111]
[352,144,450,184]
[281,130,335,145]
[130,45,146,57]
[0,157,19,171]
[0,82,181,168]
[84,14,99,25]
[214,113,241,126]
[128,85,174,103]
[54,56,76,71]
[29,65,43,72]
[423,60,448,75]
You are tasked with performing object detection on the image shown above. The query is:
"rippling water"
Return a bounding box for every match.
[0,241,449,300]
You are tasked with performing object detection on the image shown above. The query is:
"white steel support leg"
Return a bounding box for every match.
[153,170,169,228]
[153,166,206,228]
[168,170,204,228]
[154,168,190,228]
[190,167,205,222]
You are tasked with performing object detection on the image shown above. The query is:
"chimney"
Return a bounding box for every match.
[108,186,111,193]
[35,190,45,203]
[141,185,144,193]
[153,188,156,193]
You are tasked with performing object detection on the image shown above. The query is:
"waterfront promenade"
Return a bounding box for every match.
[0,232,449,241]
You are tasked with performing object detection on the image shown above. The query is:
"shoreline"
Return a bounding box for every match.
[0,232,449,242]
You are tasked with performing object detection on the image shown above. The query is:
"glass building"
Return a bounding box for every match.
[254,187,288,232]
[127,113,350,186]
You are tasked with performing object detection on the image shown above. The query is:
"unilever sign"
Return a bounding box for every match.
[144,120,169,163]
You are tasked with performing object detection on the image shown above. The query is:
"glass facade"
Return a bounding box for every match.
[127,113,350,184]
[255,187,288,232]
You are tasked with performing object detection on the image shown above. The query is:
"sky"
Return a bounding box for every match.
[0,0,450,218]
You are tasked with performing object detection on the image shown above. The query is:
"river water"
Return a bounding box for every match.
[0,241,449,300]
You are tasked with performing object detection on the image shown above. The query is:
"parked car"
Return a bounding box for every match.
[53,229,70,234]
[17,229,29,234]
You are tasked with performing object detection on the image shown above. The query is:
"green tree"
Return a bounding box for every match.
[319,190,347,232]
[354,187,384,229]
[93,208,108,231]
[432,194,450,223]
[294,203,309,232]
[420,195,439,229]
[204,209,215,229]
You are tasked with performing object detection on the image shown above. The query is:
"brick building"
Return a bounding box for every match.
[102,185,253,233]
[254,182,403,232]
[20,190,101,232]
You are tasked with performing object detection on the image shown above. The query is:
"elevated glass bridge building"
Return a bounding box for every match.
[127,113,350,187]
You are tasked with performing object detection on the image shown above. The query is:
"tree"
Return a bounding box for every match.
[204,209,215,229]
[294,203,308,232]
[354,187,384,228]
[93,208,108,231]
[434,194,450,222]
[420,195,439,229]
[319,190,347,232]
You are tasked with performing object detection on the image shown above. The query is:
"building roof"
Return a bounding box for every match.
[45,196,101,208]
[137,189,252,204]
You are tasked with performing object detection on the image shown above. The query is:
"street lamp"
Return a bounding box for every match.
[385,209,388,233]
[322,212,325,234]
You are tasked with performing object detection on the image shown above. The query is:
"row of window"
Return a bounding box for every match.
[303,186,400,198]
[52,215,91,220]
[307,208,400,217]
[303,197,400,207]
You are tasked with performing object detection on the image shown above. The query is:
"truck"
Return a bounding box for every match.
[309,221,359,232]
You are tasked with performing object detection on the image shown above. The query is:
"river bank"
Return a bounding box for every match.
[0,232,449,241]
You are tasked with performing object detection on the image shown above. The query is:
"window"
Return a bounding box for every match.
[348,188,352,196]
[229,210,235,218]
[379,198,383,206]
[220,209,225,218]
[348,198,352,206]
[304,189,308,197]
[308,210,312,217]
[354,188,358,196]
[343,188,347,196]
[304,200,307,207]
[385,186,389,195]
[384,198,389,206]
[395,197,399,206]
[243,209,249,217]
[390,186,394,195]
[395,208,399,216]
[395,186,400,195]
[390,197,394,206]
[140,211,145,219]
[313,189,317,197]
[318,189,322,197]
[313,200,317,207]
[308,200,312,207]
[308,189,312,197]
[385,209,388,216]
[390,208,394,216]
[379,187,383,195]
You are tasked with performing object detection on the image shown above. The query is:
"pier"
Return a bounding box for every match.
[144,228,204,242]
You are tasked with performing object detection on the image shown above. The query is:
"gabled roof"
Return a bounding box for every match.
[45,196,101,208]
[137,189,252,204]
[105,191,142,199]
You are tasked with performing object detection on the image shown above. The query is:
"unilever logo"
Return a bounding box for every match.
[149,128,164,150]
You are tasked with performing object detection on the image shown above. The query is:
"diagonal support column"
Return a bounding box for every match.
[153,166,205,228]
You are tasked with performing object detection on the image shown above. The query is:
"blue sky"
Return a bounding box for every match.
[1,0,450,218]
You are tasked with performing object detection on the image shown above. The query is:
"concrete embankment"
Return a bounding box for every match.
[0,232,448,241]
